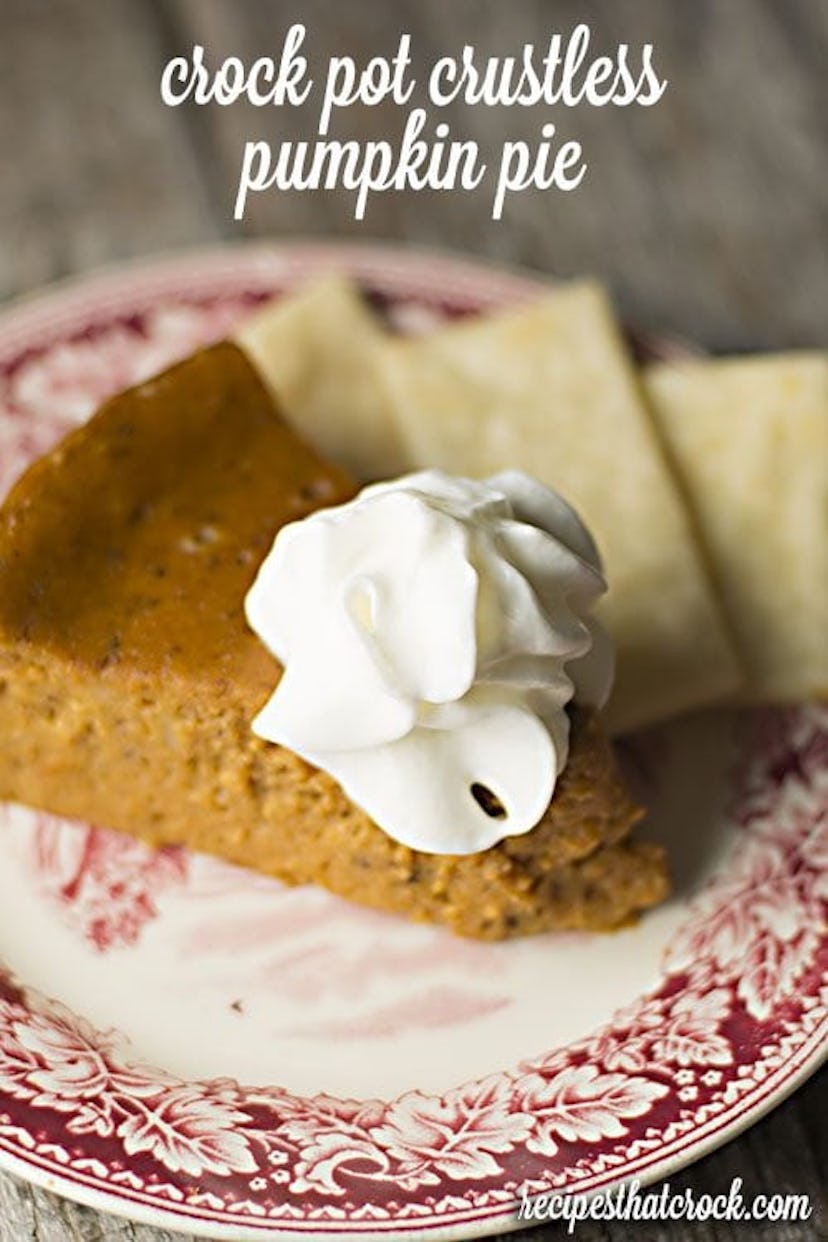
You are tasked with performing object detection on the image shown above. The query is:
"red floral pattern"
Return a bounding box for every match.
[665,708,827,1022]
[1,702,825,1232]
[26,816,188,951]
[0,250,825,1237]
[0,297,260,501]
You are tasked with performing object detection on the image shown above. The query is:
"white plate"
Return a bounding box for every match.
[0,242,825,1240]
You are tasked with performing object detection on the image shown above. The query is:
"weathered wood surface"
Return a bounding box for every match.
[1,0,826,1238]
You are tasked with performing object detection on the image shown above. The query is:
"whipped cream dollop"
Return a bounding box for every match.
[245,470,612,855]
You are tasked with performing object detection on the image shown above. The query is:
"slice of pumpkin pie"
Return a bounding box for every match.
[0,342,667,939]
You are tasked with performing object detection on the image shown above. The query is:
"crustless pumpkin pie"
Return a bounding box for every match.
[0,342,668,939]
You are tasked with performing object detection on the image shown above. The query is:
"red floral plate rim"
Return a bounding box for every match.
[0,242,825,1241]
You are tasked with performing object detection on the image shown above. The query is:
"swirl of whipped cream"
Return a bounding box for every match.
[245,470,613,855]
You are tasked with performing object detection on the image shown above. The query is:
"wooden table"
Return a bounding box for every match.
[0,1,825,1238]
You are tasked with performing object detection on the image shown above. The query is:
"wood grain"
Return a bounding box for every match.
[0,0,219,303]
[1,0,826,1238]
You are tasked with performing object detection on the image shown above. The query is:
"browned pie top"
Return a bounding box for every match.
[0,343,355,700]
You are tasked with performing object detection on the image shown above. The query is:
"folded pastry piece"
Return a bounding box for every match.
[0,343,667,939]
[645,354,828,702]
[235,273,409,480]
[378,282,743,733]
